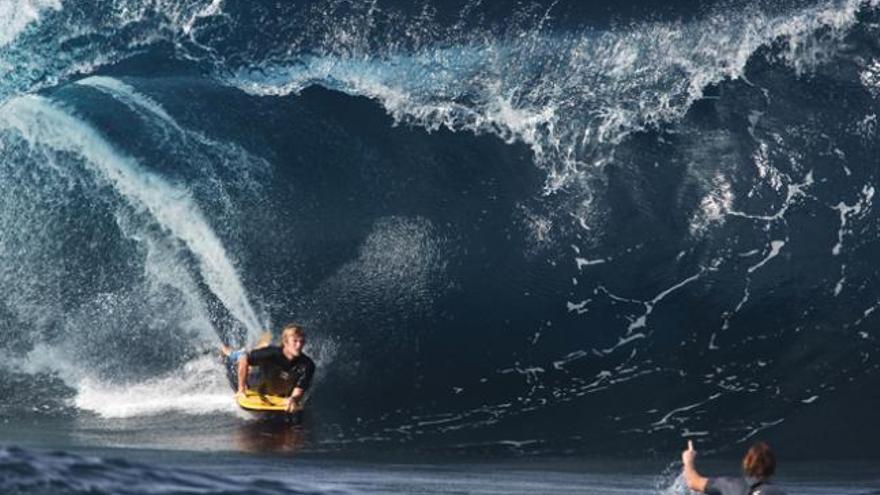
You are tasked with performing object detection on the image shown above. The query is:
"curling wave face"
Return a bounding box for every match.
[0,0,879,457]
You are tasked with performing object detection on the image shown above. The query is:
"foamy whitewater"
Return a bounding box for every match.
[1,0,880,493]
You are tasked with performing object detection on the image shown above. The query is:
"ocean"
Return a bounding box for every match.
[1,0,879,493]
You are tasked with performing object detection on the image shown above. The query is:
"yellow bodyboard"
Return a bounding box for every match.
[236,390,301,413]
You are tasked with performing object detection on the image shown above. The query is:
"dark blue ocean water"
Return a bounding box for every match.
[2,0,880,492]
[1,445,879,494]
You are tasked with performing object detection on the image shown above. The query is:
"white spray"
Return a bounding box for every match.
[0,95,264,344]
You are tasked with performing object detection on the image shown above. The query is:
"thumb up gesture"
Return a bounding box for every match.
[681,440,697,466]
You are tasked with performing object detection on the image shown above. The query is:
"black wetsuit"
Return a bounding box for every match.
[245,346,316,397]
[706,477,786,495]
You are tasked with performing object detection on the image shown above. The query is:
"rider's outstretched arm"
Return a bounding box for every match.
[682,440,709,492]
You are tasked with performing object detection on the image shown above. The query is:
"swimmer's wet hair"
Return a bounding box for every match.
[742,441,776,479]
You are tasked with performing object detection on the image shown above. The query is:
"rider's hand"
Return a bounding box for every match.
[286,397,299,413]
[681,440,697,466]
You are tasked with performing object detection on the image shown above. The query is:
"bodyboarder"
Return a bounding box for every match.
[222,323,316,413]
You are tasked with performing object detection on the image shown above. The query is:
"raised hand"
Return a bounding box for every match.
[682,440,697,466]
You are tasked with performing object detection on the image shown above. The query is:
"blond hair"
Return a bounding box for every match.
[281,323,305,341]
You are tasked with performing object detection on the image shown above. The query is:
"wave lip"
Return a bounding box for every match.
[4,0,877,192]
[227,0,877,192]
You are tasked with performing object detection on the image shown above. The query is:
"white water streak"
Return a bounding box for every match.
[831,184,875,256]
[0,95,263,341]
[76,76,181,131]
[747,240,786,274]
[652,393,722,426]
[628,270,706,334]
[575,257,606,269]
[729,171,815,222]
[74,355,236,418]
